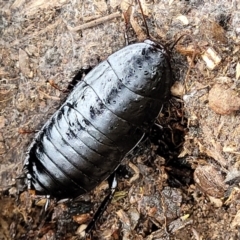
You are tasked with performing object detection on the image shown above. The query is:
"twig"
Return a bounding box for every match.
[128,162,140,184]
[67,12,122,32]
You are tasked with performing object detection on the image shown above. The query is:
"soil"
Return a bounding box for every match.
[0,0,240,239]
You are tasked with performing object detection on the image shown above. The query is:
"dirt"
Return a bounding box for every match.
[0,0,240,239]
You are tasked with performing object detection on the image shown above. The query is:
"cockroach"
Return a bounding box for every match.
[19,0,173,235]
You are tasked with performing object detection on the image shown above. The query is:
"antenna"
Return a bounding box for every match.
[137,0,150,37]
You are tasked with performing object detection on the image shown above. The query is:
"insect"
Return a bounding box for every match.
[20,2,173,234]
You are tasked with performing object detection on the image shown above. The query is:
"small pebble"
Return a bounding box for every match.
[208,83,240,115]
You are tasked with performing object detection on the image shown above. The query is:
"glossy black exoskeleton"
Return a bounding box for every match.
[23,40,172,199]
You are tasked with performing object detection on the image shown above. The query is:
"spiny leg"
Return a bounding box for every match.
[85,172,117,234]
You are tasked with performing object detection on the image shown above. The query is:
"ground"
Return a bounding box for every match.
[0,0,240,239]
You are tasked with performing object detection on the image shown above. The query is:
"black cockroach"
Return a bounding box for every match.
[19,1,173,234]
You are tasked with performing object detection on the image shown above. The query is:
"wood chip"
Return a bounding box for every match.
[236,62,240,80]
[201,47,221,70]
